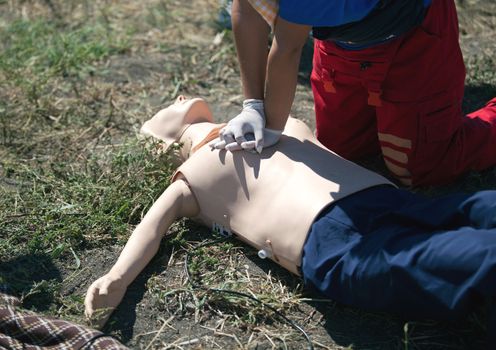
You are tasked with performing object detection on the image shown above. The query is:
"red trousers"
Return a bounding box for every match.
[311,0,496,186]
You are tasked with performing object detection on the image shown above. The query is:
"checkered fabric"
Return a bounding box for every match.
[247,0,279,28]
[0,288,127,350]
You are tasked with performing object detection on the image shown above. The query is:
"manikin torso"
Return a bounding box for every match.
[173,118,394,275]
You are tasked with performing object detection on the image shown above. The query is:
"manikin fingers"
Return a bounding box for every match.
[84,289,97,316]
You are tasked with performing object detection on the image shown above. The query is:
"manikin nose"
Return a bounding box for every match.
[176,95,187,103]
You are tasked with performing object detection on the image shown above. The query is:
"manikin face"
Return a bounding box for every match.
[140,95,215,153]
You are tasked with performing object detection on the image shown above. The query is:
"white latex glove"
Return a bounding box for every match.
[211,99,282,153]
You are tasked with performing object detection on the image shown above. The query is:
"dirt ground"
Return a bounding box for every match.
[1,0,496,349]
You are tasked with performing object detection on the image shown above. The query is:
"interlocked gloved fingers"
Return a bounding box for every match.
[237,128,282,151]
[212,99,265,153]
[210,127,282,153]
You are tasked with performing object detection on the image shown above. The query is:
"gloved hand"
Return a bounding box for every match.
[210,99,282,153]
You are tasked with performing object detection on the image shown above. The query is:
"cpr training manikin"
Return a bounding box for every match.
[85,96,496,336]
[156,96,394,274]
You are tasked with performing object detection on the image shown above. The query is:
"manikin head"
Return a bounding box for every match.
[141,96,222,162]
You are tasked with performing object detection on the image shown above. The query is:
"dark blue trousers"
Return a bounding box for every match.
[302,186,496,319]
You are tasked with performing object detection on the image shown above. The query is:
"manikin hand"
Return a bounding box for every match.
[211,99,282,153]
[84,274,127,329]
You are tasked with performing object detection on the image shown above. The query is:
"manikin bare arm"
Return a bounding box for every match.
[84,179,199,327]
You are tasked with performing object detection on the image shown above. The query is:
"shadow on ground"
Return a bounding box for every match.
[312,299,489,350]
[99,245,175,343]
[0,253,62,311]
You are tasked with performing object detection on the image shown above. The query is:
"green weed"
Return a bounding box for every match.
[0,19,128,77]
[0,139,176,259]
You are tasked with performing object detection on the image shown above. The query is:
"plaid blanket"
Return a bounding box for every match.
[0,288,128,350]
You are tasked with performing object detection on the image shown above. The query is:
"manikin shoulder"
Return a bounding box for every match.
[171,174,200,218]
[283,117,316,141]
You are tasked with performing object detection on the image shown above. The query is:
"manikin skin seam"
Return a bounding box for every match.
[191,125,225,153]
[176,123,225,156]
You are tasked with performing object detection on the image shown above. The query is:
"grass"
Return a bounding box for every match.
[0,9,174,261]
[144,237,309,348]
[0,140,175,257]
[0,0,177,318]
[0,20,127,75]
[0,0,495,349]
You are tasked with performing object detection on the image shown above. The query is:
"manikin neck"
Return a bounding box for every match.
[178,122,221,161]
